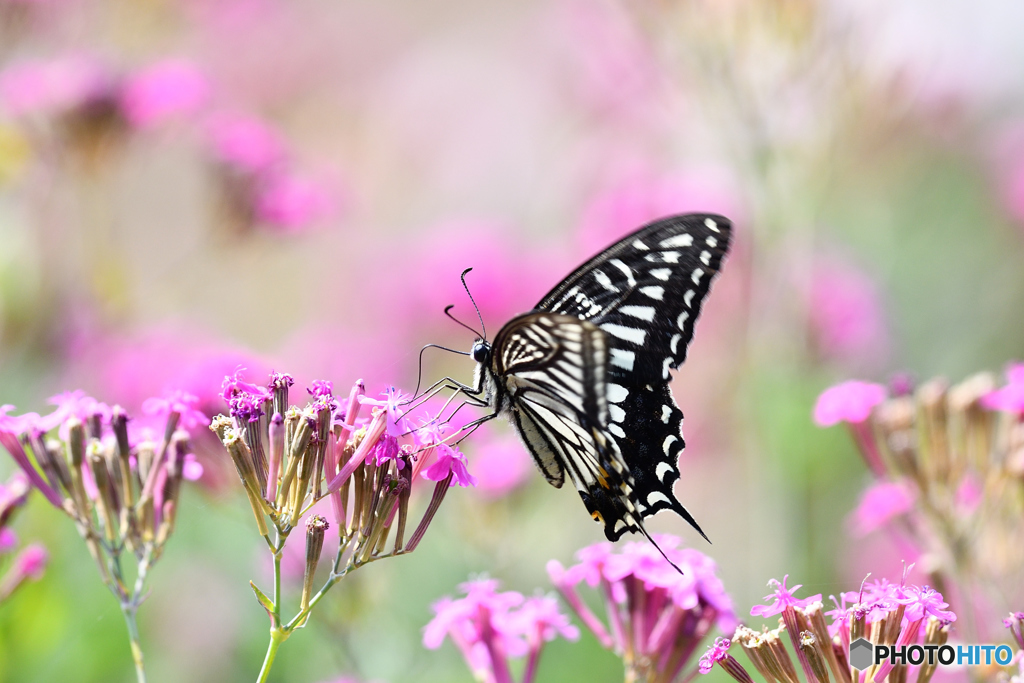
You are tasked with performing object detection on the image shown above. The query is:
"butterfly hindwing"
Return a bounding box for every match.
[537,214,732,384]
[492,313,642,537]
[605,381,706,539]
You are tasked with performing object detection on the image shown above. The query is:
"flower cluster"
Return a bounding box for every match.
[424,578,578,683]
[814,368,1024,640]
[206,112,336,233]
[0,470,47,605]
[211,370,475,681]
[0,54,337,233]
[0,389,205,679]
[547,536,736,683]
[701,574,957,683]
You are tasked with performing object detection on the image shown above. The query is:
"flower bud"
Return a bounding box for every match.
[267,413,284,501]
[111,406,136,509]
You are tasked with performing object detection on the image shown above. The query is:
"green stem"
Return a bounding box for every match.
[256,628,287,683]
[121,603,147,683]
[272,542,282,628]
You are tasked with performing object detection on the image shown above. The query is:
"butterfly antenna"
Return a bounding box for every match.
[460,267,487,340]
[444,305,485,338]
[636,523,686,576]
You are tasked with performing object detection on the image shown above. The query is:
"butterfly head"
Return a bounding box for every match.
[470,339,491,365]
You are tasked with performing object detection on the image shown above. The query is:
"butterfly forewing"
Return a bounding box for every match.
[537,214,732,383]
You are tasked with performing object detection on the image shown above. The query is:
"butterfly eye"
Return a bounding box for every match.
[471,341,490,364]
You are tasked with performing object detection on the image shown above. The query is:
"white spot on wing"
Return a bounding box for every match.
[662,357,673,379]
[655,461,674,481]
[640,285,664,300]
[700,250,711,266]
[660,234,694,248]
[661,405,672,423]
[601,324,647,345]
[594,270,618,292]
[704,217,719,231]
[607,384,629,403]
[608,423,626,438]
[663,435,678,454]
[632,239,649,250]
[662,251,680,263]
[683,290,694,308]
[706,236,717,247]
[647,491,672,507]
[609,349,636,371]
[670,333,682,354]
[691,269,703,285]
[649,268,671,281]
[619,305,656,321]
[608,404,626,423]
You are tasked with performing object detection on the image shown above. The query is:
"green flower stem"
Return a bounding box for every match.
[257,628,287,683]
[121,603,147,683]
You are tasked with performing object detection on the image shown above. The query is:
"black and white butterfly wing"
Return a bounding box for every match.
[538,214,732,381]
[489,313,643,538]
[533,213,732,540]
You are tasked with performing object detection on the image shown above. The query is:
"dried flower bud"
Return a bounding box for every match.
[300,515,329,615]
[88,442,120,542]
[798,631,830,683]
[66,418,86,468]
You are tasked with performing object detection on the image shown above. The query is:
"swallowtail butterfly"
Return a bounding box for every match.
[464,214,732,543]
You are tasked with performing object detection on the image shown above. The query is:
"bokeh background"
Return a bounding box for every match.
[2,0,1024,681]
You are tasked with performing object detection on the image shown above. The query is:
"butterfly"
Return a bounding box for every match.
[455,213,732,544]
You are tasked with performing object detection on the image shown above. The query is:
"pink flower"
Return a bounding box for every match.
[121,59,209,128]
[182,455,204,481]
[0,54,111,117]
[849,480,916,536]
[901,586,956,624]
[206,112,287,173]
[13,543,47,580]
[424,578,575,683]
[510,595,579,643]
[981,362,1024,414]
[807,258,888,363]
[0,470,30,526]
[44,389,111,433]
[360,387,413,438]
[423,441,477,488]
[812,380,887,426]
[699,637,732,674]
[0,528,17,553]
[750,575,822,618]
[142,390,209,430]
[254,171,334,230]
[1004,612,1024,650]
[549,536,735,682]
[469,434,533,498]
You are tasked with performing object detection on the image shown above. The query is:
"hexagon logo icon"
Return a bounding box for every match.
[850,638,874,670]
